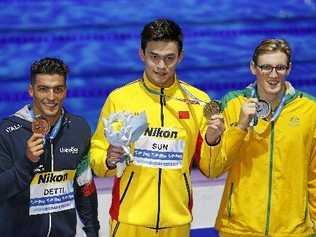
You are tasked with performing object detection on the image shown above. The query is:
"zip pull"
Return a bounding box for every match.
[160,88,166,105]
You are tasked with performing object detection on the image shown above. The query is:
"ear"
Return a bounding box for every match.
[177,50,184,64]
[286,62,292,75]
[28,84,34,98]
[250,60,257,75]
[139,48,145,62]
[64,86,68,97]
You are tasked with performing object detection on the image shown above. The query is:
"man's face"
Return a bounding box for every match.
[28,74,67,124]
[139,41,183,88]
[250,51,291,100]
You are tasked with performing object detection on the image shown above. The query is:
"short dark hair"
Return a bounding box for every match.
[30,57,68,85]
[141,18,183,54]
[252,39,292,65]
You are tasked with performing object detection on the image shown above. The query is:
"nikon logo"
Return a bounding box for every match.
[144,127,178,139]
[60,146,79,154]
[38,173,68,184]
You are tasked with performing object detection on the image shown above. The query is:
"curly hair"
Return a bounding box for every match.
[141,18,183,54]
[30,57,68,84]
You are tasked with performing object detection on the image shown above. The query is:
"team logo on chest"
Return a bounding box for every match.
[289,116,300,127]
[59,146,79,154]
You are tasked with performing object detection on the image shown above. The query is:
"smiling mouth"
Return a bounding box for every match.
[155,71,167,76]
[267,80,279,86]
[44,104,58,109]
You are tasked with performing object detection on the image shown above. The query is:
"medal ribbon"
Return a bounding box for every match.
[29,105,64,140]
[247,83,286,122]
[141,78,206,105]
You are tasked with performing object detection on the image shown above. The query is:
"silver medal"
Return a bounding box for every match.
[256,100,271,119]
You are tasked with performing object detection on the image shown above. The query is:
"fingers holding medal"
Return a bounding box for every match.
[204,100,225,145]
[240,98,272,128]
[26,115,49,163]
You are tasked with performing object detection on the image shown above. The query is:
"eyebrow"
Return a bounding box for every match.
[36,85,66,88]
[149,51,176,57]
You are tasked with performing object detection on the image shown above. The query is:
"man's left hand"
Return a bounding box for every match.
[205,114,225,145]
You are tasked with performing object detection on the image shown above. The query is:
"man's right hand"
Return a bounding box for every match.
[238,98,258,131]
[106,145,125,169]
[26,133,45,163]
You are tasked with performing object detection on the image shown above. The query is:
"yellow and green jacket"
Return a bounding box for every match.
[90,73,219,228]
[215,82,316,237]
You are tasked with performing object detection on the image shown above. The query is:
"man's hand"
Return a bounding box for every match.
[106,145,125,169]
[205,114,225,145]
[238,98,258,131]
[26,133,45,163]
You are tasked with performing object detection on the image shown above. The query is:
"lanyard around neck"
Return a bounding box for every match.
[141,78,207,105]
[30,106,63,140]
[249,85,286,122]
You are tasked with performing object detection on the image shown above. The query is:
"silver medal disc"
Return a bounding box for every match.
[256,100,271,119]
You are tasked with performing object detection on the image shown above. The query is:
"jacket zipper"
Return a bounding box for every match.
[155,89,165,232]
[183,173,191,206]
[46,142,54,237]
[119,172,134,203]
[112,221,120,237]
[160,88,165,126]
[227,183,234,219]
[264,122,275,236]
[155,169,162,232]
[303,193,308,221]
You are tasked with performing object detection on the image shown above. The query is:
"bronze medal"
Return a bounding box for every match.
[203,100,221,120]
[32,116,50,135]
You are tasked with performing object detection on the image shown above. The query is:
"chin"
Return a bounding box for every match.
[43,110,59,117]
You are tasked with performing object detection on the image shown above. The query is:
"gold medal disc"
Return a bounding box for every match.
[203,100,221,120]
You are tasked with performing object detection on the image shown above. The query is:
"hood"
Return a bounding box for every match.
[13,104,34,123]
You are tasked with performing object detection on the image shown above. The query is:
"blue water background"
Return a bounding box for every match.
[0,0,315,129]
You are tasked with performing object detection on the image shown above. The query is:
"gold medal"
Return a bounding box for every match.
[203,100,221,120]
[32,116,50,135]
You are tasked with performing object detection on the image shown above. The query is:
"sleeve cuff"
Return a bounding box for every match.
[205,135,221,146]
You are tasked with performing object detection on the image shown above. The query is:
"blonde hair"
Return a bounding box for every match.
[252,39,291,65]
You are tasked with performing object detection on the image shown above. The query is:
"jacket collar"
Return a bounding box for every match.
[244,80,297,105]
[11,104,68,138]
[142,72,181,96]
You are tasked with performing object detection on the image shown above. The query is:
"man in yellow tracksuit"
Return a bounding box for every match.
[89,18,225,237]
[214,39,316,237]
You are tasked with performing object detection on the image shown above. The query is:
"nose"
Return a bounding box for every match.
[47,89,55,100]
[157,58,167,69]
[270,68,278,78]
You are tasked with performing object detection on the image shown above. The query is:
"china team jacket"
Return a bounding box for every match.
[90,73,221,229]
[214,82,316,237]
[0,105,100,237]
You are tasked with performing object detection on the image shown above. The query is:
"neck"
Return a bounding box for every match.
[47,114,61,126]
[146,73,175,88]
[257,88,285,110]
[32,108,62,126]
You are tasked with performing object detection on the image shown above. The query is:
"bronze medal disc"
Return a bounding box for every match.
[203,100,221,120]
[32,117,50,135]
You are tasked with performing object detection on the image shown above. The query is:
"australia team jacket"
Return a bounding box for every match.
[0,105,99,237]
[90,73,221,229]
[215,82,316,237]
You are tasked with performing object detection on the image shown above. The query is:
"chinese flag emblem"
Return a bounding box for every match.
[179,111,190,119]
